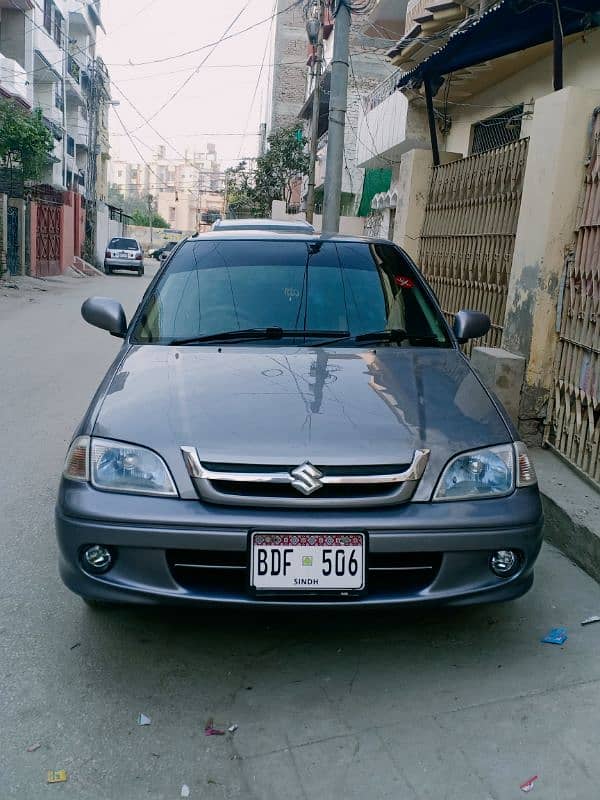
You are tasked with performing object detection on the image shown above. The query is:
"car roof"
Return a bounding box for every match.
[184,231,385,245]
[212,218,315,233]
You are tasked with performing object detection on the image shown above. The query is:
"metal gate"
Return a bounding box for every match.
[7,205,19,275]
[35,201,61,277]
[419,139,529,350]
[544,110,600,486]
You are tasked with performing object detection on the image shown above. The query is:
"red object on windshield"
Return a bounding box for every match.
[395,275,415,289]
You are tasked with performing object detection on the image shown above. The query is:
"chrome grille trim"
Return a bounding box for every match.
[181,447,430,508]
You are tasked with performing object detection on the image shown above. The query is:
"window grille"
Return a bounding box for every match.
[470,105,524,155]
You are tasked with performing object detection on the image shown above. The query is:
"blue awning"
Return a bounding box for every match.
[396,0,600,92]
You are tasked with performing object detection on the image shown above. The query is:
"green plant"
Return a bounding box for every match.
[0,101,54,190]
[225,126,309,217]
[130,209,169,228]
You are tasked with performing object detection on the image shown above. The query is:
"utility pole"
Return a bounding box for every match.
[147,193,154,244]
[305,0,324,225]
[322,0,351,234]
[258,122,267,157]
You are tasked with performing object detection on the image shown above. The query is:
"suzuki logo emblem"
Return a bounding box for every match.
[290,462,323,496]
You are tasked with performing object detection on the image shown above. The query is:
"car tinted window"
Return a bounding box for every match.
[109,238,138,250]
[131,240,450,346]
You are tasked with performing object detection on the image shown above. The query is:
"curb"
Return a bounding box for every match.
[531,447,600,584]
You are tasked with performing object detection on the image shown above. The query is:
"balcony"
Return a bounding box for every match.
[359,0,408,45]
[33,28,63,83]
[66,55,85,105]
[69,1,105,36]
[0,54,32,106]
[68,107,89,149]
[356,87,429,168]
[0,0,33,7]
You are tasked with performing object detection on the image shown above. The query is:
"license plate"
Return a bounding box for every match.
[250,533,365,591]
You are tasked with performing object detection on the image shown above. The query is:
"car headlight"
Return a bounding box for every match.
[434,443,520,501]
[84,437,178,497]
[63,436,178,496]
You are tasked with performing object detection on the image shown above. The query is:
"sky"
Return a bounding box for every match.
[97,0,285,174]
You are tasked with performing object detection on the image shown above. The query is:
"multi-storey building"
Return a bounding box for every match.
[0,1,112,275]
[268,1,392,216]
[111,145,226,233]
[0,0,110,193]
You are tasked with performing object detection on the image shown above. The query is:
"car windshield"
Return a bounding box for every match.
[131,240,452,347]
[109,238,138,250]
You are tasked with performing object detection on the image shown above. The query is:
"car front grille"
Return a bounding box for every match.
[180,447,430,509]
[166,549,441,599]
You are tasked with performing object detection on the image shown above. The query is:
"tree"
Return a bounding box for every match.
[130,209,169,228]
[0,101,54,192]
[224,127,309,218]
[106,185,170,227]
[254,125,309,214]
[224,161,257,216]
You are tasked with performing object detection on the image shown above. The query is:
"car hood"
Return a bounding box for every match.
[92,345,511,500]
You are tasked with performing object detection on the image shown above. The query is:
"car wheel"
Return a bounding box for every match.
[105,266,112,275]
[138,266,144,276]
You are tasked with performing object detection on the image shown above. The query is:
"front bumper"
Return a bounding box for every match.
[55,483,543,608]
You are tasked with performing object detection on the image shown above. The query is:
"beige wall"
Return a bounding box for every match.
[271,200,364,236]
[442,29,600,156]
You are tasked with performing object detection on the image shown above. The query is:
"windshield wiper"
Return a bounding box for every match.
[313,329,407,347]
[171,328,350,345]
[313,330,444,347]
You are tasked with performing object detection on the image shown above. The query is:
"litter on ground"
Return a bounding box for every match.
[47,770,68,784]
[137,713,152,726]
[520,775,538,793]
[228,724,238,734]
[26,744,41,753]
[581,615,600,626]
[205,718,225,736]
[181,784,190,797]
[541,628,568,645]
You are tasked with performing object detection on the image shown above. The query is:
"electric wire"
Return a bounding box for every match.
[130,0,254,133]
[107,0,305,67]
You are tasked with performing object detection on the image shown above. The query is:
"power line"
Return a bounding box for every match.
[114,60,308,83]
[130,0,254,133]
[236,0,277,161]
[113,104,178,193]
[106,0,304,67]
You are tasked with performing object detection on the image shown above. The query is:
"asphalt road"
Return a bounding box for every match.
[2,262,600,799]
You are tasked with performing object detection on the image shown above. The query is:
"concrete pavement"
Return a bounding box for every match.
[1,262,600,799]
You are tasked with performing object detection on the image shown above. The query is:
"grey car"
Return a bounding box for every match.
[56,232,543,609]
[212,218,316,234]
[104,237,144,276]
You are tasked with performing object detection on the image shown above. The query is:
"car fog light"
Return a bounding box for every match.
[83,545,113,573]
[490,549,519,577]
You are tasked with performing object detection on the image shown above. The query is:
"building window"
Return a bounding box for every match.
[470,105,524,155]
[54,10,63,47]
[43,0,52,34]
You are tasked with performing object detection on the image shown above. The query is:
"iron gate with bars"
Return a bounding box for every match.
[544,110,600,486]
[418,138,529,351]
[35,200,61,277]
[7,206,19,275]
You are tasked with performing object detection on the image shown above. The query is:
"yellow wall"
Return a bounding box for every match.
[443,28,600,156]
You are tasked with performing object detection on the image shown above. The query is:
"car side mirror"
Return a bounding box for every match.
[453,309,491,344]
[81,297,127,338]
